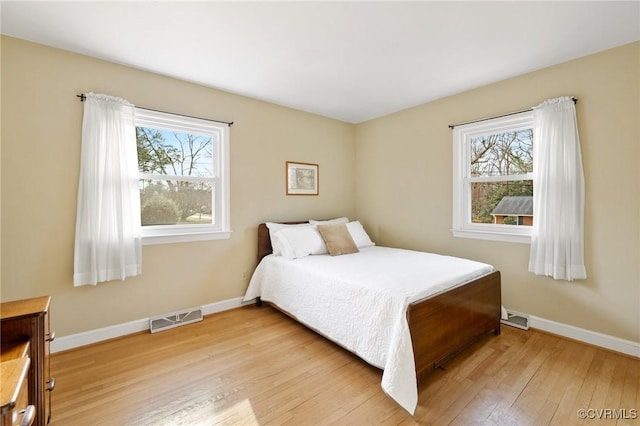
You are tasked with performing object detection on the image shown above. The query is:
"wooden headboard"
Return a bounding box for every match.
[257,221,308,263]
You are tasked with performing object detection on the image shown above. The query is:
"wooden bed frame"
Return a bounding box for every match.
[254,222,501,384]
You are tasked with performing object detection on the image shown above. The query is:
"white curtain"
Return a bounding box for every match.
[73,93,142,286]
[528,96,586,281]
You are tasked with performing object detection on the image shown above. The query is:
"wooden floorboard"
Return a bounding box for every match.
[49,305,639,425]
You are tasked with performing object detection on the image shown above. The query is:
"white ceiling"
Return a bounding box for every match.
[2,1,639,123]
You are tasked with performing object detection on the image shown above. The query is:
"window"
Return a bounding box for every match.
[452,111,534,243]
[135,109,230,244]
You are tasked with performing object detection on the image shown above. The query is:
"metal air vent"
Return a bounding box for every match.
[150,307,203,333]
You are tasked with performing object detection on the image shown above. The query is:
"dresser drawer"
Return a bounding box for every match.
[1,357,34,426]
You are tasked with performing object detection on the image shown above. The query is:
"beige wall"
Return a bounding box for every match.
[355,42,640,342]
[2,36,639,345]
[0,36,355,336]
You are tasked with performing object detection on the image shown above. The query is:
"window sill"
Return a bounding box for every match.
[142,229,232,245]
[451,228,531,244]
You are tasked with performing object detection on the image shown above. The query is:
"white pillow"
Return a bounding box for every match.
[266,222,311,256]
[275,226,329,259]
[309,217,349,226]
[346,221,375,248]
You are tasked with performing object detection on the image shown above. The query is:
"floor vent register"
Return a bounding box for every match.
[150,307,203,333]
[501,312,529,330]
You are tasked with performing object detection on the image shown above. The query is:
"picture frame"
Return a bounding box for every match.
[286,161,319,195]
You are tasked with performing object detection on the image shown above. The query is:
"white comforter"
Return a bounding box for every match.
[242,246,494,414]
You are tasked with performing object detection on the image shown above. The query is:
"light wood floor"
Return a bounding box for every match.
[49,305,639,426]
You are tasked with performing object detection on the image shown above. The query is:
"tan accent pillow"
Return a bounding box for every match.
[317,224,359,256]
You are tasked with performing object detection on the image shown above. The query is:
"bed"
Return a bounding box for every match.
[243,220,501,414]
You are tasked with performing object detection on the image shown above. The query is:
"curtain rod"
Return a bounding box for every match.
[77,94,233,127]
[448,97,577,129]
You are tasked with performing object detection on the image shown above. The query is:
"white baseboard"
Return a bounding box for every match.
[52,300,639,358]
[51,296,255,353]
[506,309,639,358]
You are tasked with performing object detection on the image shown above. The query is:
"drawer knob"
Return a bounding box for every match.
[13,405,35,426]
[46,377,56,392]
[46,331,56,342]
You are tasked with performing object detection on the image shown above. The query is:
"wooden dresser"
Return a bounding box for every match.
[1,297,54,426]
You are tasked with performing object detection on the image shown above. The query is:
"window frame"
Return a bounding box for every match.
[451,111,534,244]
[134,108,231,245]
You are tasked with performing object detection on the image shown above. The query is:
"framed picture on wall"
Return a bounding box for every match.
[286,161,319,195]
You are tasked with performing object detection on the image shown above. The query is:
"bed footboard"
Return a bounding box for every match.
[407,270,501,383]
